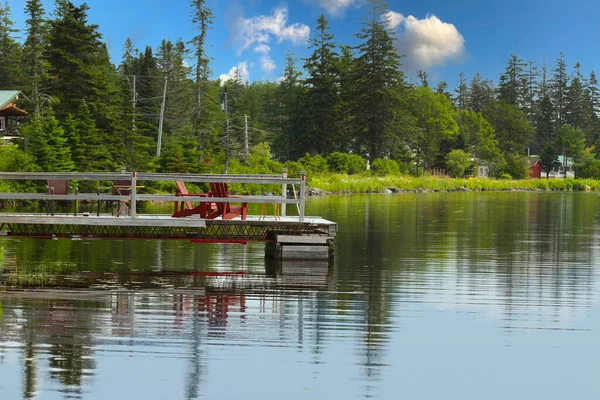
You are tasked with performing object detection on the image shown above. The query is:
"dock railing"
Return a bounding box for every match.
[0,171,307,222]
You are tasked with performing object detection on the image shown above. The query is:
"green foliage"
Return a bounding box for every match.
[446,150,472,178]
[326,152,366,174]
[371,158,400,176]
[299,153,329,175]
[408,86,458,172]
[577,157,600,179]
[501,154,529,179]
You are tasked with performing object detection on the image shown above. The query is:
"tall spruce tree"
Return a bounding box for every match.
[565,62,587,133]
[0,2,21,89]
[189,0,213,152]
[551,52,569,128]
[353,0,406,162]
[22,0,50,114]
[468,73,494,113]
[498,54,527,107]
[454,72,469,110]
[273,52,303,160]
[302,14,340,156]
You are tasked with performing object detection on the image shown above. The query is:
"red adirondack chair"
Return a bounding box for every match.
[172,181,247,220]
[172,181,220,219]
[210,182,248,220]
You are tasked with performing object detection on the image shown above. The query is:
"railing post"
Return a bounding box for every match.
[74,187,79,216]
[299,170,306,222]
[130,171,137,218]
[281,168,287,218]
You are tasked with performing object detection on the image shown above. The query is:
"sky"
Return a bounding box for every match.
[9,0,600,88]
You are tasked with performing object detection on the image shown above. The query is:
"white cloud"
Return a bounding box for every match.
[219,62,250,84]
[233,7,310,55]
[303,0,360,17]
[386,11,404,30]
[260,56,276,72]
[254,44,271,54]
[390,12,466,71]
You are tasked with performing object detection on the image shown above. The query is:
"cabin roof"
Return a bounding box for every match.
[0,90,21,110]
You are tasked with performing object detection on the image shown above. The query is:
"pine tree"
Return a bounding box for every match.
[76,101,112,171]
[586,71,600,146]
[565,62,587,132]
[353,0,406,162]
[551,52,569,127]
[22,0,50,114]
[272,52,303,160]
[47,0,112,123]
[62,114,82,168]
[522,60,538,123]
[189,0,213,151]
[434,81,453,102]
[302,14,340,156]
[44,114,74,172]
[498,54,527,107]
[454,72,469,109]
[0,1,21,89]
[336,45,357,153]
[468,73,494,113]
[418,70,429,87]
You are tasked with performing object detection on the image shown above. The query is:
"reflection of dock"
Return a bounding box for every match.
[0,172,337,260]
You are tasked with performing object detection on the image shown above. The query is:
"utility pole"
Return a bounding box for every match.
[132,75,136,131]
[223,91,230,174]
[244,114,249,161]
[156,76,168,157]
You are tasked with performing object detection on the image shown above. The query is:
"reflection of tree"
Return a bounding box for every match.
[184,295,206,400]
[45,301,97,396]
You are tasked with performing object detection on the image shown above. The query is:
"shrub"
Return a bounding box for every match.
[500,173,512,180]
[326,152,366,174]
[445,149,472,178]
[371,158,400,176]
[299,153,329,175]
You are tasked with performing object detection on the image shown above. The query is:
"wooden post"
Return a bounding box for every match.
[299,170,306,222]
[281,168,287,217]
[130,171,137,218]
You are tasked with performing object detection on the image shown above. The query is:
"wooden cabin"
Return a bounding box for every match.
[0,90,27,138]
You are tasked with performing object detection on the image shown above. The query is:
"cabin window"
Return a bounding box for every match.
[0,117,5,131]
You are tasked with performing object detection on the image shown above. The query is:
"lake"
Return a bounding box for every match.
[1,192,599,399]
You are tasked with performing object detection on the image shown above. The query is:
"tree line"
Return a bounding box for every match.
[1,0,599,179]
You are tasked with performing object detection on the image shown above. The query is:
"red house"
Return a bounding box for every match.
[528,158,542,179]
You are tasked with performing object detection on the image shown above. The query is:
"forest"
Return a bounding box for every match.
[1,0,600,180]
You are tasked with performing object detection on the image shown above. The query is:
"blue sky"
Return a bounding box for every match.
[9,0,600,88]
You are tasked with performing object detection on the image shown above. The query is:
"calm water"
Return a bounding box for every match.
[1,192,600,399]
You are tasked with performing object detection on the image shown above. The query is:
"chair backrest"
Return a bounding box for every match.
[176,181,189,195]
[47,180,69,195]
[112,179,132,195]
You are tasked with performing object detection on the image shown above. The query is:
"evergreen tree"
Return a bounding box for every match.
[62,114,82,169]
[586,71,600,146]
[522,60,538,123]
[302,14,340,156]
[417,70,429,87]
[353,0,406,162]
[498,54,527,107]
[22,0,50,114]
[468,73,494,113]
[454,72,469,109]
[272,52,304,160]
[336,45,357,153]
[550,52,569,127]
[47,0,113,124]
[434,81,453,102]
[189,0,213,152]
[76,101,112,171]
[565,62,587,131]
[0,1,21,89]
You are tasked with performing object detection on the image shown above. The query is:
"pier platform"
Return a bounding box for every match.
[0,171,337,260]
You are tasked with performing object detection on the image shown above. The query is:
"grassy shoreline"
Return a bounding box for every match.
[308,174,600,194]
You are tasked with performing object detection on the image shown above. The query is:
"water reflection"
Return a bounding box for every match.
[1,192,600,399]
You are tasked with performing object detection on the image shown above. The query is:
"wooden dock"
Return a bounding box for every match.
[0,171,337,260]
